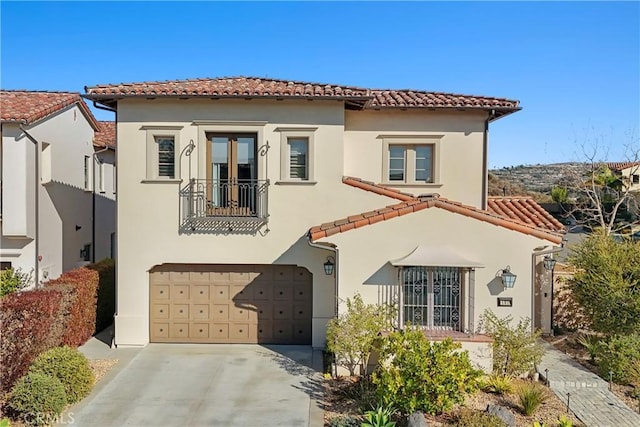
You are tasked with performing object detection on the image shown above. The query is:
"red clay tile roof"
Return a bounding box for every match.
[308,179,564,244]
[1,90,99,129]
[605,162,640,172]
[93,121,116,149]
[84,77,520,117]
[488,197,564,232]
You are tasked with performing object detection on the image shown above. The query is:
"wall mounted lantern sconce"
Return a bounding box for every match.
[500,265,517,289]
[543,256,557,272]
[324,256,335,276]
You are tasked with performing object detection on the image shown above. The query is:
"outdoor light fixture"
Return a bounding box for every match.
[543,256,557,272]
[500,265,517,289]
[324,256,335,276]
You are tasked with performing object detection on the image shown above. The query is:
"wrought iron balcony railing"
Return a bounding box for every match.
[180,179,269,226]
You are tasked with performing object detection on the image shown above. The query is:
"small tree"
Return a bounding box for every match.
[567,232,640,335]
[0,268,32,298]
[479,310,544,377]
[551,186,568,204]
[326,293,395,376]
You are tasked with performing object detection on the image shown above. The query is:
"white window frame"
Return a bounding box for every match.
[277,127,317,184]
[143,126,182,182]
[380,135,442,186]
[98,161,105,193]
[83,155,92,191]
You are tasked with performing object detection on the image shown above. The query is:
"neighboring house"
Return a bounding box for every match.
[85,77,564,370]
[606,161,640,193]
[0,90,116,286]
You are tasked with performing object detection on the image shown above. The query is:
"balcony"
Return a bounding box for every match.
[180,179,269,233]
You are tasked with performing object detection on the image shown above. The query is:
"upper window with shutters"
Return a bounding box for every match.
[278,128,316,184]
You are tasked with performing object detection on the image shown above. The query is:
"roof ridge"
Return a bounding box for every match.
[1,89,81,95]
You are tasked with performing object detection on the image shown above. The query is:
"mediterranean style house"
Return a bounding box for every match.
[84,77,564,369]
[606,161,640,193]
[1,91,116,285]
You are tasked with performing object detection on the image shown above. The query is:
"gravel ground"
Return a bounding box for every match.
[89,359,119,384]
[323,377,584,426]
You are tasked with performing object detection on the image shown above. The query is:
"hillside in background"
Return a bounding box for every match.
[489,163,589,197]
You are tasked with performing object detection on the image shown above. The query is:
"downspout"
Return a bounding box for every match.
[19,124,40,287]
[530,246,564,333]
[481,110,494,210]
[307,239,339,317]
[92,147,110,263]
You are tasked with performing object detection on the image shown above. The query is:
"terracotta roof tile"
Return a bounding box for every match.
[308,178,564,244]
[605,162,640,172]
[85,77,520,114]
[487,197,564,232]
[1,90,99,129]
[93,121,116,149]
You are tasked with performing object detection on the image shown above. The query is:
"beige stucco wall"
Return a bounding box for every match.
[0,105,115,283]
[345,109,487,208]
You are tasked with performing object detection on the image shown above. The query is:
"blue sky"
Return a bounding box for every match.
[1,1,638,168]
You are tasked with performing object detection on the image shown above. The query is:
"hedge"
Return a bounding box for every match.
[0,266,99,394]
[45,268,99,347]
[0,289,64,394]
[87,258,115,333]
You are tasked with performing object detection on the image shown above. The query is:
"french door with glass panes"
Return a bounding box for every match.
[206,133,257,216]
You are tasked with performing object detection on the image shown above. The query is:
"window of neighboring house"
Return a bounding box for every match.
[382,136,441,185]
[84,155,92,191]
[41,142,52,184]
[278,128,317,183]
[402,266,462,331]
[113,165,117,194]
[0,262,12,271]
[110,232,115,259]
[80,244,91,262]
[98,161,105,193]
[144,127,182,181]
[633,174,639,184]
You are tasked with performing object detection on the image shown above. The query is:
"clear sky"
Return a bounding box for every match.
[1,1,638,168]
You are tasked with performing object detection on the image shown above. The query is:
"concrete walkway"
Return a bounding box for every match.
[63,329,324,427]
[537,342,640,427]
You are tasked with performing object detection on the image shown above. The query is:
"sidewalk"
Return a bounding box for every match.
[537,342,640,427]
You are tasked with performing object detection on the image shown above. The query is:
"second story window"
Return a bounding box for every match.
[288,138,308,180]
[98,161,105,193]
[382,136,441,185]
[387,144,434,184]
[156,136,175,178]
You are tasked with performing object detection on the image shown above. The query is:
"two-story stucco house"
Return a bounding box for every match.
[607,161,640,193]
[84,77,564,369]
[0,91,116,285]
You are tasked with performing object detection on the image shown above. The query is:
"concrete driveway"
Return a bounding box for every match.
[68,344,324,427]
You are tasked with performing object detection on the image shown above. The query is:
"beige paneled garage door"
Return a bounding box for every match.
[149,264,312,344]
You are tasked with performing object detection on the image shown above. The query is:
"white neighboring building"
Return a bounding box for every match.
[85,77,565,370]
[0,90,116,285]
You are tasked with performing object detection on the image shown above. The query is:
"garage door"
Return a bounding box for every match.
[149,264,312,344]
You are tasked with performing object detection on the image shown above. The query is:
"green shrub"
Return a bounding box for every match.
[449,408,507,427]
[517,382,547,416]
[480,374,513,395]
[557,415,574,427]
[0,268,32,298]
[0,418,12,427]
[87,258,115,333]
[361,405,395,427]
[479,310,544,377]
[326,293,395,376]
[596,334,640,384]
[577,333,602,364]
[7,372,67,426]
[372,329,481,415]
[29,346,94,404]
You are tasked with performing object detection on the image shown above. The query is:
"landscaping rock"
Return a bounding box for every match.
[407,411,428,427]
[486,404,516,427]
